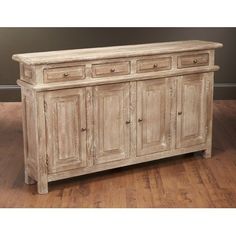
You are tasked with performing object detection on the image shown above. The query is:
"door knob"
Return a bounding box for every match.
[138,118,143,122]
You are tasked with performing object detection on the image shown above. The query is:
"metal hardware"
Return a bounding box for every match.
[193,59,198,64]
[169,87,173,97]
[44,101,47,112]
[110,68,115,73]
[81,128,87,132]
[153,64,158,68]
[178,111,182,115]
[126,120,131,124]
[138,118,143,122]
[45,156,49,168]
[64,72,69,77]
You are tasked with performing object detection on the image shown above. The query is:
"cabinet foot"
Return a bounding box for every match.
[25,175,36,185]
[37,181,48,194]
[202,148,212,159]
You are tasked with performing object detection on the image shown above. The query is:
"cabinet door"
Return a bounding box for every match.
[45,88,87,173]
[137,78,171,156]
[176,74,207,148]
[94,83,130,164]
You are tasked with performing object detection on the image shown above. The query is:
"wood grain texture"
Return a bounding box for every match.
[16,65,220,91]
[0,101,235,207]
[44,65,86,83]
[93,83,130,164]
[12,40,222,65]
[177,53,209,69]
[203,72,214,158]
[35,92,48,194]
[136,56,171,73]
[21,88,37,183]
[136,78,171,156]
[45,88,87,173]
[176,73,207,148]
[91,61,130,78]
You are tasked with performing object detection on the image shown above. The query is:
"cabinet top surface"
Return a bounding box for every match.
[12,40,222,65]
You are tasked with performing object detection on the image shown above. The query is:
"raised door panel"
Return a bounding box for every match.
[137,78,171,156]
[176,73,207,148]
[45,88,87,173]
[94,83,130,164]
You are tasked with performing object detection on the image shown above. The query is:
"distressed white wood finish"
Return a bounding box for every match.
[13,40,222,194]
[93,83,130,164]
[45,88,87,173]
[91,61,130,78]
[44,65,86,83]
[177,53,209,68]
[12,40,222,65]
[136,78,171,156]
[176,73,207,148]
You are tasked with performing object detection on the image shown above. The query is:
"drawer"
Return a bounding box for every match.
[177,53,209,69]
[136,57,171,73]
[91,61,130,78]
[44,66,86,83]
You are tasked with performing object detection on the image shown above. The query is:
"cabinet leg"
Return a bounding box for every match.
[202,148,212,159]
[37,179,48,194]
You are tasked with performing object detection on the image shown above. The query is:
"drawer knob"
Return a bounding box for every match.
[81,128,87,132]
[110,68,115,73]
[153,64,158,68]
[193,59,198,64]
[138,118,143,122]
[64,72,69,77]
[126,120,131,124]
[178,111,182,115]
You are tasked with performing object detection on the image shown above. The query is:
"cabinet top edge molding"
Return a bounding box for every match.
[12,40,223,65]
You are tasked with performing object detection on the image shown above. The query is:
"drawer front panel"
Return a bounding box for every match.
[44,66,85,83]
[178,53,209,68]
[137,57,171,73]
[92,61,130,78]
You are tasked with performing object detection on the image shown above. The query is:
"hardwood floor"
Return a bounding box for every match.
[0,101,236,208]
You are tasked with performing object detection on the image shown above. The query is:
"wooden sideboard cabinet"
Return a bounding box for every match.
[12,40,222,194]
